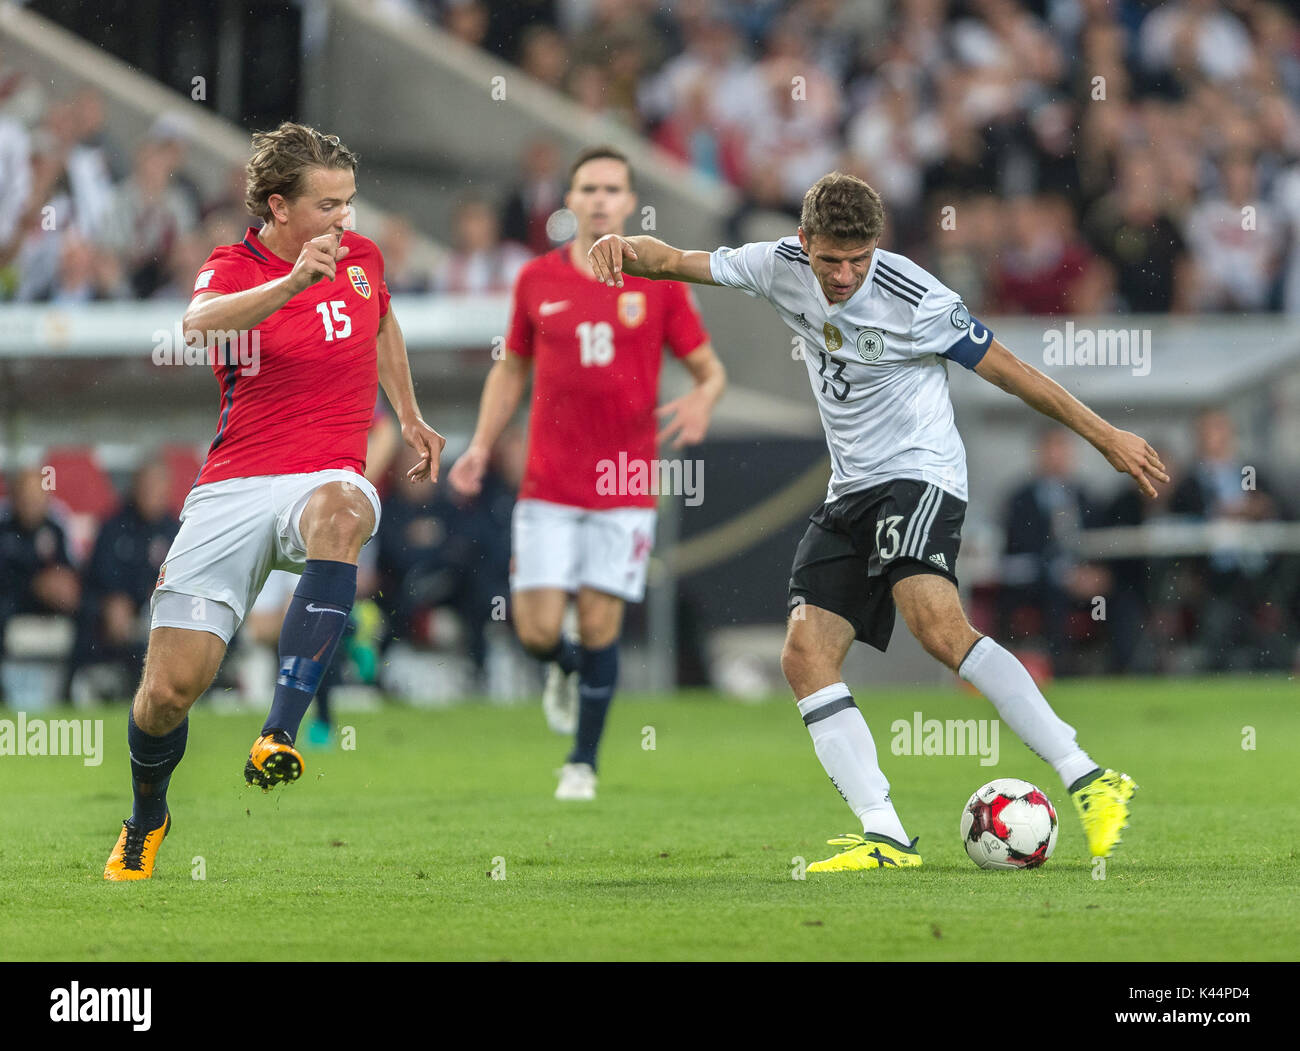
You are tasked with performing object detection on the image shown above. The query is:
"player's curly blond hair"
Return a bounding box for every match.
[244,122,358,223]
[800,172,885,245]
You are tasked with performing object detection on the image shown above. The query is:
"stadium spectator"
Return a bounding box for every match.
[98,137,198,298]
[1184,152,1285,312]
[67,461,178,701]
[650,71,749,188]
[516,24,570,91]
[441,0,490,48]
[501,138,566,256]
[990,195,1109,314]
[999,429,1110,676]
[0,467,80,701]
[49,231,131,304]
[377,214,435,294]
[1084,149,1192,313]
[1171,409,1290,671]
[432,194,531,294]
[1138,0,1254,88]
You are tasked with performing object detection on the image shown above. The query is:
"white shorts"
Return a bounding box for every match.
[510,498,657,603]
[150,470,381,643]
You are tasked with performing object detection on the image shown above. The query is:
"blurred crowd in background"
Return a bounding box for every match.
[5,1,1300,314]
[0,423,525,704]
[417,0,1300,315]
[3,405,1296,703]
[3,0,1299,699]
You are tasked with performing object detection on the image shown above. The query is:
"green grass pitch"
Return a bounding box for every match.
[1,676,1296,961]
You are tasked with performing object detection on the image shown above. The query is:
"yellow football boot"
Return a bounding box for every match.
[244,731,304,790]
[1070,769,1137,858]
[806,832,923,872]
[103,812,171,881]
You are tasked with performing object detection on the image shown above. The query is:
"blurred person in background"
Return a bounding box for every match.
[48,230,130,304]
[0,467,80,703]
[68,461,178,701]
[651,70,749,188]
[1138,0,1254,90]
[999,429,1110,677]
[377,214,435,295]
[501,138,565,257]
[990,194,1110,314]
[432,193,531,295]
[449,145,723,801]
[98,137,198,298]
[1084,149,1192,313]
[1184,152,1284,312]
[516,25,570,92]
[1171,408,1290,671]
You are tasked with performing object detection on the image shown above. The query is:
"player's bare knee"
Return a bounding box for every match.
[302,487,374,558]
[135,677,196,731]
[780,635,826,697]
[515,620,561,657]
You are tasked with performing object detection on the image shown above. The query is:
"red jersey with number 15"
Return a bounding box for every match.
[508,244,710,509]
[191,227,391,487]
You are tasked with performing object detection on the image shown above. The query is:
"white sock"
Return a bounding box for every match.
[797,683,909,844]
[958,637,1098,789]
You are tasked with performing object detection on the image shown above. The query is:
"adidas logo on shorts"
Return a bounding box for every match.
[928,552,949,571]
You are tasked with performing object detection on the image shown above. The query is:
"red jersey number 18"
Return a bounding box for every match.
[577,321,614,367]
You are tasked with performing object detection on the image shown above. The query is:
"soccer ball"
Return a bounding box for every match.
[960,778,1058,870]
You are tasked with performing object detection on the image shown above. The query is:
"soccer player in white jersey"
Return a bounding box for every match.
[588,172,1167,870]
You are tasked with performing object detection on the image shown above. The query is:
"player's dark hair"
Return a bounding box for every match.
[245,122,359,223]
[568,145,636,191]
[800,172,885,244]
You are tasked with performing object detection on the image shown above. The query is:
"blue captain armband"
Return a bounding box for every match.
[941,305,994,369]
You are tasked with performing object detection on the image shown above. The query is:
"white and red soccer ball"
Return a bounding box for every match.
[960,778,1058,870]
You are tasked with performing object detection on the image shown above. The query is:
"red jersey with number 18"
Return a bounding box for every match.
[507,244,710,509]
[190,227,391,487]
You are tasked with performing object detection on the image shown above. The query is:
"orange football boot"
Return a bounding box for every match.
[103,812,171,881]
[244,731,304,790]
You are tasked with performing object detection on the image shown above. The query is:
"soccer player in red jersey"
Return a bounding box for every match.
[449,146,725,800]
[104,123,444,879]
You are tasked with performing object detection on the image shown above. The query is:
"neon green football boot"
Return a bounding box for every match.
[806,832,923,872]
[1070,768,1137,858]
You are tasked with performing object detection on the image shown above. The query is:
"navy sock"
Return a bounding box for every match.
[263,559,357,742]
[128,709,187,829]
[567,642,619,770]
[536,635,581,675]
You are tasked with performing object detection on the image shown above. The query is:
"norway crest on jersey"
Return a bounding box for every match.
[617,291,646,328]
[348,265,372,300]
[856,328,886,362]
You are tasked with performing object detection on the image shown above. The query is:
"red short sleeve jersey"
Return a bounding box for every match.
[507,244,710,509]
[191,228,391,486]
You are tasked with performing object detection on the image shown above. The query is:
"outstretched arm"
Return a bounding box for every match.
[588,235,718,287]
[973,338,1169,498]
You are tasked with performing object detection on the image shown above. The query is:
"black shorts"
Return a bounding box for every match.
[787,478,966,651]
